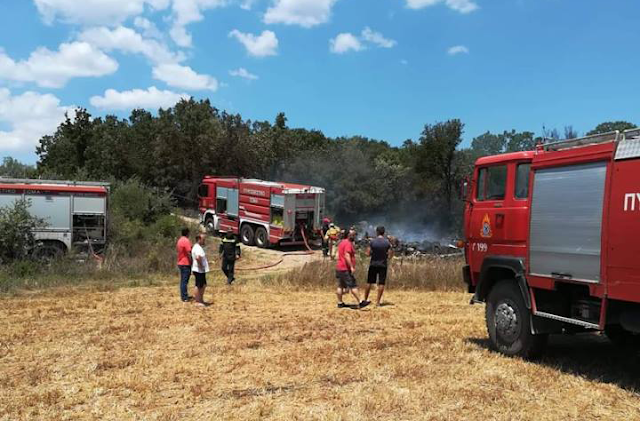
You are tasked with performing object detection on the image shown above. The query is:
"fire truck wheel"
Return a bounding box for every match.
[240,224,255,246]
[33,242,65,261]
[605,326,640,349]
[486,280,547,359]
[255,227,268,248]
[205,217,215,233]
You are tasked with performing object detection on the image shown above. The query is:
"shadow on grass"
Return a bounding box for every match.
[467,334,640,392]
[338,303,361,310]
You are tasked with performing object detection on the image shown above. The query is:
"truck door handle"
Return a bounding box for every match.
[551,272,573,279]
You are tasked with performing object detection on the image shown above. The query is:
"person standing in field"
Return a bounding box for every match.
[321,217,331,257]
[191,234,210,306]
[335,229,369,309]
[176,227,192,302]
[325,223,341,260]
[363,226,393,307]
[219,231,241,285]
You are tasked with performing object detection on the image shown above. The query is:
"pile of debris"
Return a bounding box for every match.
[390,239,461,258]
[355,235,462,258]
[352,221,463,258]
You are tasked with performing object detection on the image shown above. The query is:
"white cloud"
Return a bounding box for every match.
[169,0,227,47]
[33,0,169,26]
[229,67,258,80]
[0,42,118,88]
[240,0,257,10]
[152,63,219,91]
[90,86,189,110]
[78,26,183,65]
[361,27,397,48]
[264,0,337,28]
[447,45,469,55]
[134,17,163,40]
[170,26,194,48]
[329,28,396,54]
[229,30,279,57]
[0,88,74,152]
[406,0,478,14]
[329,33,363,54]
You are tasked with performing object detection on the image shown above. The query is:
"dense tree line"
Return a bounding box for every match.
[13,97,634,234]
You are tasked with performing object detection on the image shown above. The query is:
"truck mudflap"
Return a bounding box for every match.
[462,265,474,293]
[472,256,531,310]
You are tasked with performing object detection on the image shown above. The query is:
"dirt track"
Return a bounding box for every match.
[236,246,323,275]
[178,215,324,276]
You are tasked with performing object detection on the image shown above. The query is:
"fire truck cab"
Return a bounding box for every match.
[463,128,640,357]
[198,177,325,247]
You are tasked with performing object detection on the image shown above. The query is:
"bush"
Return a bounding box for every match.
[0,199,46,263]
[150,214,184,240]
[110,178,174,224]
[108,179,184,246]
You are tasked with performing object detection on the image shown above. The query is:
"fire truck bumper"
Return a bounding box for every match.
[462,265,474,294]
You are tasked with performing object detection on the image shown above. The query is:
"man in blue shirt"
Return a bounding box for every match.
[362,226,393,307]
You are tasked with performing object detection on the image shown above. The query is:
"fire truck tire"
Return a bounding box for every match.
[33,242,66,261]
[204,216,215,233]
[254,227,268,248]
[605,326,640,349]
[240,224,255,246]
[486,280,547,359]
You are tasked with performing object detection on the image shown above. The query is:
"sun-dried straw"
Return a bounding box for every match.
[1,272,638,420]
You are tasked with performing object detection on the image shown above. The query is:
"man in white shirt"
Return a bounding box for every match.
[191,234,210,306]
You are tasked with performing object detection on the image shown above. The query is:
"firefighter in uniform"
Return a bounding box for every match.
[322,217,331,257]
[219,232,241,285]
[324,223,341,260]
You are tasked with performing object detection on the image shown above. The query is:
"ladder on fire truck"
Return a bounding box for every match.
[542,128,640,152]
[0,178,111,188]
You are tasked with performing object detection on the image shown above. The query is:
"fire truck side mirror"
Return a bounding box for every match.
[460,179,470,201]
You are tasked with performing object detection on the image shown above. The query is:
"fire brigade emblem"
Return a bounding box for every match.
[481,213,492,238]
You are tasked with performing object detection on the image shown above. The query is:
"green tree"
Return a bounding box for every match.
[0,199,46,262]
[0,157,36,178]
[503,130,537,152]
[587,121,636,136]
[275,112,287,130]
[471,132,505,156]
[564,126,578,139]
[415,119,464,222]
[36,109,96,178]
[471,130,538,158]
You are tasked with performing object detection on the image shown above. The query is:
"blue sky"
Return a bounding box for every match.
[1,0,639,164]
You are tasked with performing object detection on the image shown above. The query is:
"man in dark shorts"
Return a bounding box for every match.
[219,231,241,285]
[335,229,369,309]
[191,234,210,306]
[363,226,393,307]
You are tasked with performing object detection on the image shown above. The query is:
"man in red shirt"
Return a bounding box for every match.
[335,228,368,309]
[176,228,193,302]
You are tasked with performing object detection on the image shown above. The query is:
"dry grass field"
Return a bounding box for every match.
[2,268,640,421]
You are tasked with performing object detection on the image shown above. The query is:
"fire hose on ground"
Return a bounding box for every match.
[234,225,316,271]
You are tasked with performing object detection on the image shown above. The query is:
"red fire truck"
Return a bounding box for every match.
[0,178,109,258]
[198,177,326,247]
[462,128,640,357]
